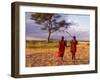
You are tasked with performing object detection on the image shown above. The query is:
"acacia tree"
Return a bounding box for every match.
[31,13,73,42]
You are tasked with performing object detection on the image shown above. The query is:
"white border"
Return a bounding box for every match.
[19,6,95,74]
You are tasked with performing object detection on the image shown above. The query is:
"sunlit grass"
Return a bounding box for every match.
[26,40,90,67]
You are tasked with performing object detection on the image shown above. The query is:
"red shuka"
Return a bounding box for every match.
[70,40,77,54]
[56,40,65,57]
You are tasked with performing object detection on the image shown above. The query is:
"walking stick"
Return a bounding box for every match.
[59,30,73,38]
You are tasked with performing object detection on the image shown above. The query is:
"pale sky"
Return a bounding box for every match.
[25,12,90,41]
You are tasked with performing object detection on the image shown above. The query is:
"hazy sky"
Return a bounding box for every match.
[25,12,90,41]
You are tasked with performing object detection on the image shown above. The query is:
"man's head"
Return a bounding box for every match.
[61,36,64,40]
[73,36,76,39]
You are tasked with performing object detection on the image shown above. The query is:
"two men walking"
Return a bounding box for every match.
[56,36,78,61]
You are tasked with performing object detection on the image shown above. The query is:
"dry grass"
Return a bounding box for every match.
[26,41,89,67]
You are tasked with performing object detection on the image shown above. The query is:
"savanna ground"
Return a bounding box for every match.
[26,40,89,67]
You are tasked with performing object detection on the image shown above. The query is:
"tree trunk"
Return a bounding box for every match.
[48,31,51,43]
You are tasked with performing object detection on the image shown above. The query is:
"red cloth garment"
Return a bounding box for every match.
[70,40,77,54]
[57,40,65,57]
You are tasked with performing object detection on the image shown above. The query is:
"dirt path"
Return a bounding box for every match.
[26,46,89,67]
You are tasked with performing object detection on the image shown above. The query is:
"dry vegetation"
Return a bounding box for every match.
[26,40,89,67]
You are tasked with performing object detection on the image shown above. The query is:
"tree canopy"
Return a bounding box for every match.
[31,13,74,42]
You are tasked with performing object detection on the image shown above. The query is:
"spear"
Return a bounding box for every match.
[59,30,73,38]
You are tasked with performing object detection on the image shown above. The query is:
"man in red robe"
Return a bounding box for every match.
[70,36,78,60]
[56,36,66,61]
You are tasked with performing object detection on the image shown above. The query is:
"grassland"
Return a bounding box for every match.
[26,40,90,67]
